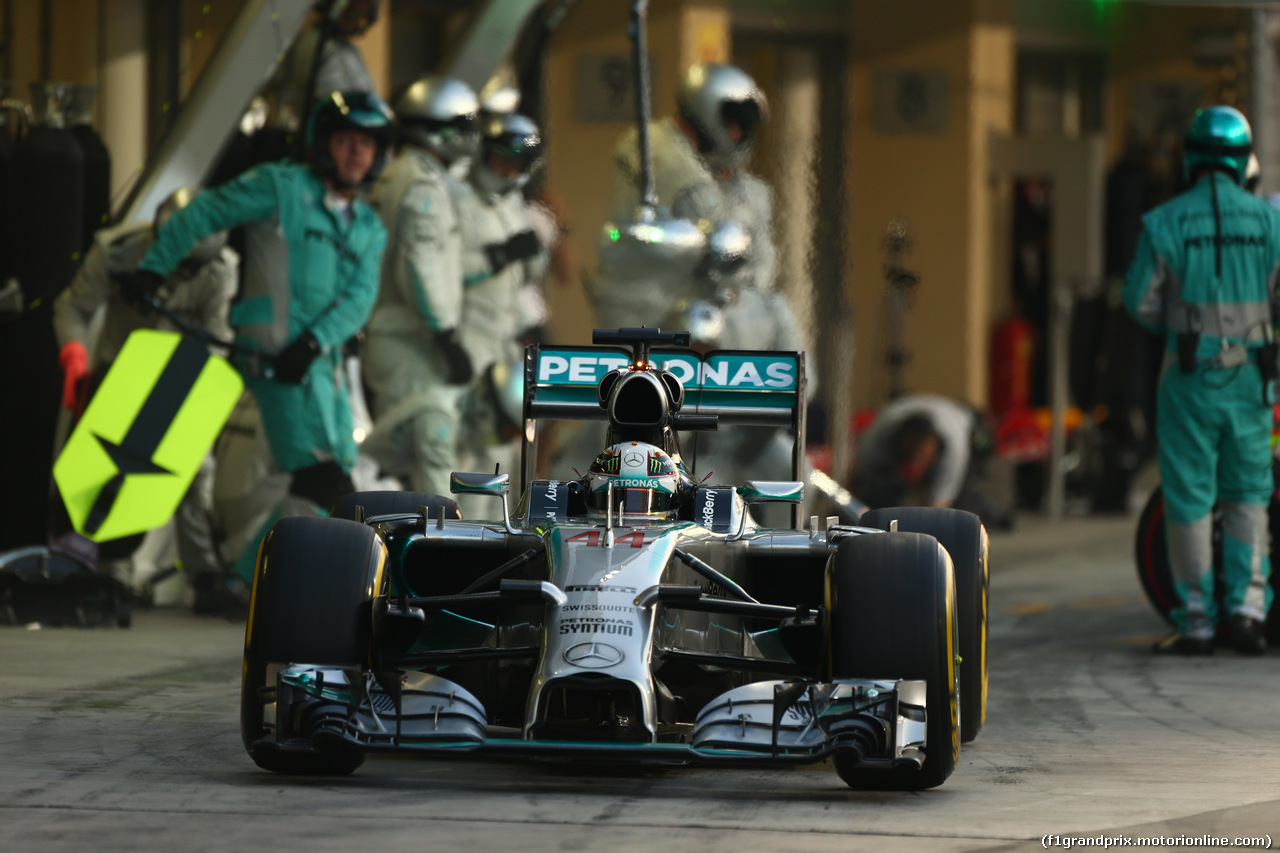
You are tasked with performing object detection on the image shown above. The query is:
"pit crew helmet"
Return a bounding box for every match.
[318,0,380,36]
[584,442,681,520]
[394,76,480,165]
[1245,152,1262,194]
[462,360,525,448]
[677,63,768,172]
[479,82,521,117]
[473,111,543,198]
[155,187,227,268]
[305,89,394,188]
[680,299,726,350]
[1183,105,1252,185]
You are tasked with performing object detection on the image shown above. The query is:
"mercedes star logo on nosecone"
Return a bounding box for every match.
[624,451,644,468]
[563,642,625,669]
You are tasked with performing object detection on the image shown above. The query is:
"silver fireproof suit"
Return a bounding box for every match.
[452,170,547,510]
[589,119,812,493]
[262,25,377,131]
[362,146,467,497]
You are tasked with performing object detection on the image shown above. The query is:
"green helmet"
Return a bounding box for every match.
[305,90,395,188]
[1183,105,1252,185]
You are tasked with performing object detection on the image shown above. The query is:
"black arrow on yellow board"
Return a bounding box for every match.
[82,335,209,535]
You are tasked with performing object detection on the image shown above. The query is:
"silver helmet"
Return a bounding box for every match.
[155,187,227,266]
[479,82,521,117]
[472,111,543,199]
[319,0,380,36]
[394,76,480,165]
[1245,152,1262,195]
[703,219,751,280]
[677,63,768,172]
[682,299,726,350]
[462,360,525,448]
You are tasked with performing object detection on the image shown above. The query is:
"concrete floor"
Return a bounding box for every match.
[2,511,1278,852]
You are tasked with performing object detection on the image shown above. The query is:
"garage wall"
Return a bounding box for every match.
[846,0,1014,409]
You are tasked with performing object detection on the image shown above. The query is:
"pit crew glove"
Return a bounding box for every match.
[59,340,89,410]
[274,332,321,384]
[341,330,364,359]
[118,269,164,312]
[434,328,474,386]
[484,230,541,274]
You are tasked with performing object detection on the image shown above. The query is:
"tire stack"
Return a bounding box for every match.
[0,83,85,550]
[66,85,111,255]
[0,81,14,292]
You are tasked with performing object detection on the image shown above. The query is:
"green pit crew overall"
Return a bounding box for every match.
[140,162,386,477]
[1123,172,1280,638]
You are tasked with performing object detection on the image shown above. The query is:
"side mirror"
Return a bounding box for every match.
[738,480,803,505]
[449,472,511,497]
[449,472,516,534]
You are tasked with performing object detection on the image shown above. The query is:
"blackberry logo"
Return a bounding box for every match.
[701,490,716,526]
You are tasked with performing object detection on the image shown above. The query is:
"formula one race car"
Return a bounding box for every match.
[241,329,989,790]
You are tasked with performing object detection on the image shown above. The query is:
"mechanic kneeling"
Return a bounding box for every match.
[1122,105,1280,656]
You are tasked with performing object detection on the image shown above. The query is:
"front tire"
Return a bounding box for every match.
[861,507,988,743]
[826,531,960,791]
[241,516,386,775]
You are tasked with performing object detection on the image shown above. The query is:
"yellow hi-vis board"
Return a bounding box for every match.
[54,329,244,542]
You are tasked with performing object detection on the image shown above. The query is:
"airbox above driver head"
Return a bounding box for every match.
[606,370,670,430]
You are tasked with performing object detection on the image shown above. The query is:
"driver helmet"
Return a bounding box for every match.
[584,442,681,520]
[155,187,227,270]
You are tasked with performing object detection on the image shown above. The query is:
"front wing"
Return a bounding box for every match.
[258,666,927,770]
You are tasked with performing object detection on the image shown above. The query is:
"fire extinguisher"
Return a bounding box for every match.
[990,314,1035,416]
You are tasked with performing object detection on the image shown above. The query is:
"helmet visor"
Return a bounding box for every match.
[447,113,479,135]
[720,99,764,148]
[618,488,670,515]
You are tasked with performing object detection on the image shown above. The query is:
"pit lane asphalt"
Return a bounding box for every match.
[3,512,1278,853]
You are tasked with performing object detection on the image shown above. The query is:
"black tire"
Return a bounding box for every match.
[861,507,988,743]
[826,532,960,791]
[241,516,386,775]
[1134,486,1280,643]
[1134,486,1182,629]
[330,491,460,522]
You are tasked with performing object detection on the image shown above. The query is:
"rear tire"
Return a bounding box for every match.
[826,532,960,791]
[330,491,459,522]
[861,507,987,743]
[240,516,386,775]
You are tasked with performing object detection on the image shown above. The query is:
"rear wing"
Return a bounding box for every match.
[519,343,807,491]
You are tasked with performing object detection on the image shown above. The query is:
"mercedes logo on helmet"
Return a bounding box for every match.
[563,642,625,669]
[624,451,644,468]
